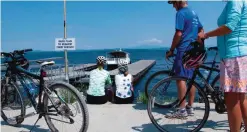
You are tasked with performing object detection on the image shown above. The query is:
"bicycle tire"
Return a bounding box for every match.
[211,74,220,90]
[43,81,89,132]
[147,76,210,132]
[144,70,178,108]
[1,78,26,126]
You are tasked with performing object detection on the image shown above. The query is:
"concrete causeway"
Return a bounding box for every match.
[1,102,232,132]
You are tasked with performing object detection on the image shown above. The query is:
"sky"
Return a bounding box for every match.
[1,1,226,51]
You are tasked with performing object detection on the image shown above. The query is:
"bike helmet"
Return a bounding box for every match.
[168,0,187,4]
[118,60,129,73]
[96,56,106,64]
[182,41,207,69]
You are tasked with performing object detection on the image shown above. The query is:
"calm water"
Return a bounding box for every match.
[2,48,220,95]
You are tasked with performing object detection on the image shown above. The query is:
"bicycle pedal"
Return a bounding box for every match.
[16,115,24,123]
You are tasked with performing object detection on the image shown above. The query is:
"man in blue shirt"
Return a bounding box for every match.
[166,0,204,118]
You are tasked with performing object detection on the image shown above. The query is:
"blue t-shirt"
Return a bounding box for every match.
[175,7,203,52]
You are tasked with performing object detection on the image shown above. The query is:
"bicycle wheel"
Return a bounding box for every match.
[145,70,178,108]
[147,76,210,132]
[1,78,25,126]
[43,82,89,132]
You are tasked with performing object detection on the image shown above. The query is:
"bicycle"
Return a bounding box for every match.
[147,45,246,131]
[1,49,89,132]
[145,47,223,112]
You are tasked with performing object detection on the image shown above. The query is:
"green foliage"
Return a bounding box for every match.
[137,92,148,104]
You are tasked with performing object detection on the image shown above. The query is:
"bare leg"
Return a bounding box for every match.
[240,93,247,130]
[188,85,196,107]
[225,92,242,132]
[176,80,187,108]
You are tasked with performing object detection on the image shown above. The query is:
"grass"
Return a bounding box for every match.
[136,92,148,104]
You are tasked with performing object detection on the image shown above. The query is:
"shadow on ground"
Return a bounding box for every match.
[132,102,147,110]
[1,121,50,132]
[132,120,230,132]
[131,103,231,132]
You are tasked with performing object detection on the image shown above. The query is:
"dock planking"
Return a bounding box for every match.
[109,60,155,76]
[109,60,156,84]
[75,60,156,84]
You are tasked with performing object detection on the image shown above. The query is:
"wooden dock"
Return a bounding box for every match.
[1,59,155,86]
[75,60,156,85]
[109,60,156,84]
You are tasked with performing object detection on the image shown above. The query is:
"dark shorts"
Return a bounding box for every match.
[86,87,114,104]
[114,91,134,104]
[86,94,108,104]
[173,50,194,79]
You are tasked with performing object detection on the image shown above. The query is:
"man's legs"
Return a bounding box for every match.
[165,51,195,118]
[188,85,196,106]
[176,80,187,108]
[177,80,196,108]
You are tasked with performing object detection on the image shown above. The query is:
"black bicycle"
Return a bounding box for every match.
[147,46,245,131]
[1,49,89,132]
[145,47,223,112]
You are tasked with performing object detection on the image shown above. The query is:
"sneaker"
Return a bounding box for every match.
[186,105,194,116]
[165,108,188,119]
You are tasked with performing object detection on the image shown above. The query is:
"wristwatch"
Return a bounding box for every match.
[169,48,174,52]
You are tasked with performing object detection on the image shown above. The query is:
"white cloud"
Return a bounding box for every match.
[137,38,163,44]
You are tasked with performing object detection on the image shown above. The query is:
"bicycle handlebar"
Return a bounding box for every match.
[1,49,32,58]
[13,49,33,55]
[1,49,33,64]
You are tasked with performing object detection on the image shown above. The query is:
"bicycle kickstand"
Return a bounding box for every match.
[29,113,44,132]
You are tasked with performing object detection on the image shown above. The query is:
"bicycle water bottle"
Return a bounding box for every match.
[203,70,209,79]
[25,77,39,98]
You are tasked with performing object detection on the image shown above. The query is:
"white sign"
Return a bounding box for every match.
[55,38,76,51]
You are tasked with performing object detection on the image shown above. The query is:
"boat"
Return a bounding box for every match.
[105,48,131,70]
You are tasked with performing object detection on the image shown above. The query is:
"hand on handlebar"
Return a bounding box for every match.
[198,32,209,40]
[165,51,174,60]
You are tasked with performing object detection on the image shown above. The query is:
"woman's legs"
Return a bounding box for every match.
[225,92,243,132]
[240,93,247,129]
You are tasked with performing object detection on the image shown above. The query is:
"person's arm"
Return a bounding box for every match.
[130,74,134,91]
[106,73,112,85]
[114,75,119,87]
[205,1,243,38]
[170,30,183,51]
[169,12,184,52]
[205,25,232,38]
[197,18,205,43]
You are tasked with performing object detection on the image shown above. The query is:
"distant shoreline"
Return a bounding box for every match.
[30,46,217,52]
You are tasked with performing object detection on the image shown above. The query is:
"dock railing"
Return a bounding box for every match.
[1,57,90,83]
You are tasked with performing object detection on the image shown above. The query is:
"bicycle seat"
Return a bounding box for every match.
[36,60,55,67]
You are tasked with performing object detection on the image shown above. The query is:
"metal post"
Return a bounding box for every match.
[64,0,69,82]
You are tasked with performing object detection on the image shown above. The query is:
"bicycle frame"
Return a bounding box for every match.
[168,47,220,107]
[5,64,45,112]
[177,66,220,108]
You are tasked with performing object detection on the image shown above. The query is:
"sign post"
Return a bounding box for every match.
[54,0,76,82]
[55,38,76,81]
[64,0,68,82]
